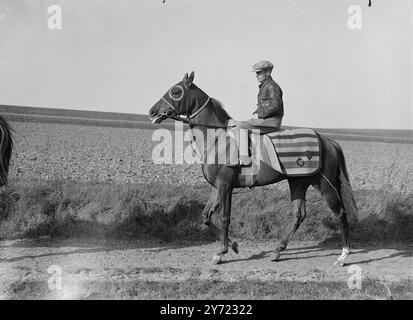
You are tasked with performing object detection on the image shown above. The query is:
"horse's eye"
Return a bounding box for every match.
[171,88,181,96]
[169,85,184,101]
[171,87,180,95]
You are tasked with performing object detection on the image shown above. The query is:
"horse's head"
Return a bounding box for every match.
[149,71,208,123]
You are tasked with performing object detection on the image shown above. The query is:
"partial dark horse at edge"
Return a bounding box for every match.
[149,72,358,267]
[0,115,13,187]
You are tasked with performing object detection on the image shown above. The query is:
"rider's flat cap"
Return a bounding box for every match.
[252,60,274,72]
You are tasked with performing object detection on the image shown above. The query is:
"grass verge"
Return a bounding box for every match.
[0,179,412,242]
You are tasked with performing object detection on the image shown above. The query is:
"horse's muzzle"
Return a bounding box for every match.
[150,113,167,123]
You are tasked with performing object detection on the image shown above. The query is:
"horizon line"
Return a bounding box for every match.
[0,103,411,131]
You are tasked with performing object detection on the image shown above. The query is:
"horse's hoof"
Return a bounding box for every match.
[231,242,239,254]
[211,255,222,265]
[275,245,285,253]
[333,259,345,267]
[270,251,281,261]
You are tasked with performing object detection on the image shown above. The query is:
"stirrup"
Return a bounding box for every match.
[239,155,252,166]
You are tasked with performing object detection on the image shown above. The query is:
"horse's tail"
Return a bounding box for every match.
[332,139,358,222]
[0,116,13,186]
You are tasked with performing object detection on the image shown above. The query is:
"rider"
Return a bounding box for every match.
[238,60,284,166]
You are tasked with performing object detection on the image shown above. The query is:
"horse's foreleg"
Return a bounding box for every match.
[207,222,238,255]
[202,188,223,240]
[211,184,233,264]
[202,188,219,225]
[204,187,238,256]
[272,199,306,261]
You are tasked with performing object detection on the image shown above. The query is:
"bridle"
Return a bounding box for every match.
[154,84,234,129]
[160,95,211,123]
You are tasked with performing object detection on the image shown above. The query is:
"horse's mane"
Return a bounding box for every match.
[211,98,232,121]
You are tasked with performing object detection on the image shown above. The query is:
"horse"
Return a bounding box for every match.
[149,72,358,267]
[0,115,13,187]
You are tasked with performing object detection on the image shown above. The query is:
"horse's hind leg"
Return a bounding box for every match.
[271,179,309,261]
[322,188,351,267]
[271,199,306,261]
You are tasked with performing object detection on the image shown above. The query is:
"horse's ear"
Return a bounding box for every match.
[188,71,194,83]
[184,71,194,88]
[183,73,189,83]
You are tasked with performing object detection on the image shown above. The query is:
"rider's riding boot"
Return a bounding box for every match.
[238,128,252,166]
[239,155,252,166]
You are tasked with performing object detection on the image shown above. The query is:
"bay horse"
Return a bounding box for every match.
[149,72,358,267]
[0,115,13,187]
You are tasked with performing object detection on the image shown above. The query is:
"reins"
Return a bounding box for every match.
[163,96,236,129]
[187,96,211,119]
[161,96,211,122]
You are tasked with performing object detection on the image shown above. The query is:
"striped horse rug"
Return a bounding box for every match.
[263,128,321,176]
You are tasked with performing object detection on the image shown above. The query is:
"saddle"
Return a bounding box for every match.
[263,128,321,176]
[189,120,321,187]
[226,120,321,185]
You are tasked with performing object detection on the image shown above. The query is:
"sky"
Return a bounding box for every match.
[0,0,412,129]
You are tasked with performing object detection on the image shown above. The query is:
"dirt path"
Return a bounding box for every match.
[0,238,412,299]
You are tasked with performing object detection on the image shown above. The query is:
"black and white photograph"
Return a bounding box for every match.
[0,0,412,303]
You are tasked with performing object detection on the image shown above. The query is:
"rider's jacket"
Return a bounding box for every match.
[254,76,284,119]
